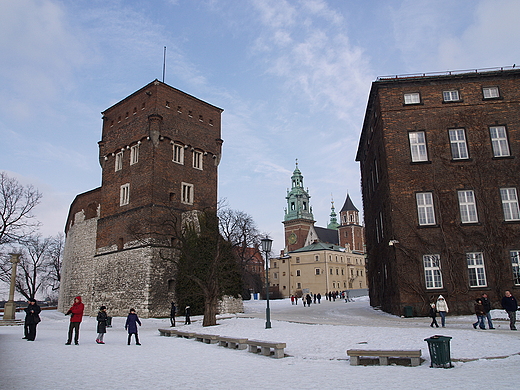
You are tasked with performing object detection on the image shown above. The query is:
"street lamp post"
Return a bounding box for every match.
[261,237,273,329]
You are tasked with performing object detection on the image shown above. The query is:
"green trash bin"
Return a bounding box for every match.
[404,306,413,318]
[424,335,453,368]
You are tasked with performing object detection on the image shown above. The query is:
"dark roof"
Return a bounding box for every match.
[314,227,339,245]
[340,194,358,212]
[290,241,345,253]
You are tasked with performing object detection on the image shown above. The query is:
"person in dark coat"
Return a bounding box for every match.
[429,303,439,328]
[65,296,84,345]
[170,302,176,327]
[481,293,495,329]
[473,298,486,330]
[185,305,191,325]
[96,306,108,344]
[125,308,142,345]
[305,294,312,307]
[501,290,518,330]
[23,298,41,341]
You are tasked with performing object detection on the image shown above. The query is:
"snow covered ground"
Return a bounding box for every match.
[1,297,519,390]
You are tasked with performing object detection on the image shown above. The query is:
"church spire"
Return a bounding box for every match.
[284,160,314,222]
[327,195,340,230]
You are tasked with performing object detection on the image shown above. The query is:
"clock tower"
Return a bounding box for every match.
[283,161,315,252]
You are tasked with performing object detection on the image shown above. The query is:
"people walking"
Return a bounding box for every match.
[317,293,321,304]
[436,295,449,327]
[429,303,439,328]
[185,305,191,325]
[170,302,176,327]
[481,293,494,329]
[125,308,142,345]
[306,294,312,307]
[23,298,41,341]
[473,298,486,330]
[291,295,295,305]
[65,296,84,345]
[96,306,108,344]
[501,290,518,330]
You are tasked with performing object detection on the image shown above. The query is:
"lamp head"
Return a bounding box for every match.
[261,237,273,253]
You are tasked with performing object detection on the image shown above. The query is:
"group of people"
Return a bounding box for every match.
[428,291,519,330]
[169,302,191,326]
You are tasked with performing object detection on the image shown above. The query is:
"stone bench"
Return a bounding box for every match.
[195,333,220,344]
[218,336,249,350]
[247,339,286,359]
[158,328,179,337]
[346,349,422,367]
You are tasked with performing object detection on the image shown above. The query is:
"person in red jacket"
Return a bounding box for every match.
[65,296,84,345]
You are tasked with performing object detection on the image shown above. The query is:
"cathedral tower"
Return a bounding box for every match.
[338,194,365,252]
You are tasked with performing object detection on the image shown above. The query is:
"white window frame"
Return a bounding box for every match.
[181,182,194,205]
[296,269,301,277]
[115,152,123,171]
[449,129,469,160]
[416,192,436,225]
[315,268,320,275]
[404,92,421,105]
[120,183,130,206]
[193,150,203,170]
[467,252,487,287]
[501,188,520,221]
[489,126,510,157]
[130,144,139,165]
[423,254,443,289]
[510,250,520,286]
[458,190,478,223]
[443,90,460,102]
[483,86,500,99]
[408,131,428,162]
[173,144,184,165]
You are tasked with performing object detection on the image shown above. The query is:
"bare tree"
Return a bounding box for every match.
[47,232,64,292]
[0,172,42,246]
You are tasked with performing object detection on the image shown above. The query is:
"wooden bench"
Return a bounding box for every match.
[346,349,421,367]
[195,333,220,344]
[218,336,249,350]
[247,339,286,359]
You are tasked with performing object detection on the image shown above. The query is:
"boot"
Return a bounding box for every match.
[136,334,141,345]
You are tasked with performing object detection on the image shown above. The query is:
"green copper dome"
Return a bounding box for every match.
[284,161,314,222]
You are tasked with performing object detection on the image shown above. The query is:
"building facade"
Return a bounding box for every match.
[58,80,223,317]
[356,68,520,316]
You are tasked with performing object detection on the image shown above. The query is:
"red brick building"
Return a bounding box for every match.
[58,80,223,317]
[357,68,520,316]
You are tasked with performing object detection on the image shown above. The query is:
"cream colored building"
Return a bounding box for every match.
[269,242,367,298]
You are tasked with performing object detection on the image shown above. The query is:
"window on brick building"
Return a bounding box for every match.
[115,152,123,171]
[449,129,469,160]
[423,254,443,289]
[467,252,487,287]
[416,192,436,225]
[511,250,520,285]
[130,144,139,165]
[120,183,130,206]
[490,126,510,157]
[458,190,478,223]
[173,144,184,164]
[181,182,194,205]
[500,188,520,221]
[193,150,203,170]
[408,131,428,162]
[483,86,500,99]
[443,90,460,102]
[404,92,421,105]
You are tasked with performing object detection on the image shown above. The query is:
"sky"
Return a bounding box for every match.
[1,0,520,254]
[2,297,520,389]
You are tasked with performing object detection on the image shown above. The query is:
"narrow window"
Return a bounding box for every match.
[467,252,487,287]
[483,86,500,99]
[329,268,333,275]
[511,250,520,285]
[130,144,139,165]
[181,182,194,205]
[173,144,184,164]
[296,269,301,277]
[423,254,443,289]
[490,126,510,157]
[120,183,130,206]
[449,129,469,159]
[193,150,203,170]
[296,257,300,263]
[115,152,123,171]
[408,131,428,162]
[443,90,460,102]
[314,255,318,261]
[416,192,436,225]
[458,190,478,223]
[315,268,320,275]
[404,92,421,105]
[501,188,520,221]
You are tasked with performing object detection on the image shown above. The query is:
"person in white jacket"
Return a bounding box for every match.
[436,295,449,327]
